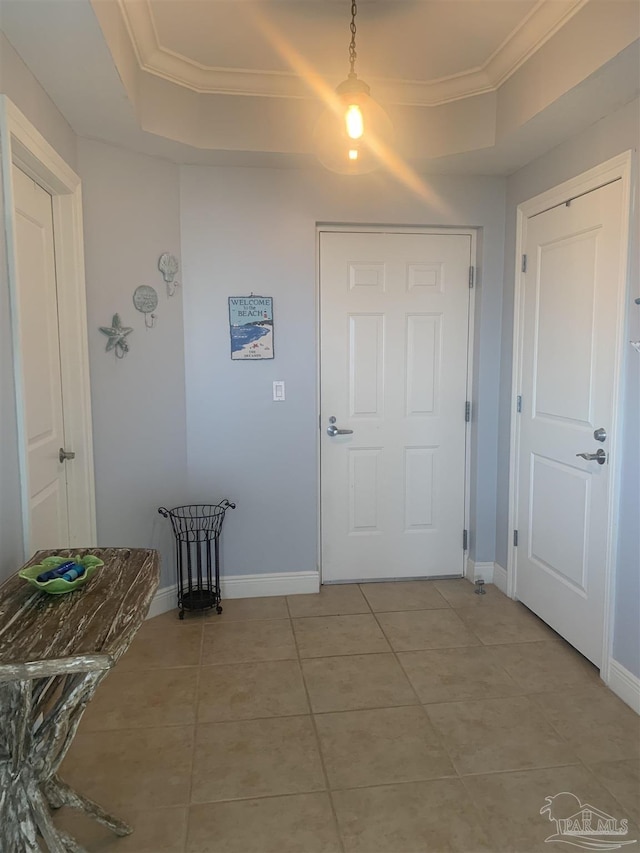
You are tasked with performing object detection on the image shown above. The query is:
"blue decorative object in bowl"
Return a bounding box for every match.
[19,554,104,594]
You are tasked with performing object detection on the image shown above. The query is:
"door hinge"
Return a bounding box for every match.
[463,529,468,551]
[517,395,522,413]
[465,401,471,422]
[469,266,474,288]
[513,530,519,547]
[522,254,527,273]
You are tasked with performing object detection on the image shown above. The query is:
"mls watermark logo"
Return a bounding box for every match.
[541,792,636,850]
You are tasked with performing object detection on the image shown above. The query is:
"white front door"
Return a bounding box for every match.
[515,180,625,667]
[320,230,472,582]
[12,165,70,551]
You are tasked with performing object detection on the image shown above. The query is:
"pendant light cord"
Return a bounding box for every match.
[349,0,358,76]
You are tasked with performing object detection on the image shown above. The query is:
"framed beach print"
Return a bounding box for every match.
[229,295,274,360]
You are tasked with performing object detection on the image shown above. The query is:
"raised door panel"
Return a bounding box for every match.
[404,448,436,531]
[406,314,441,417]
[349,314,384,418]
[534,231,599,425]
[348,448,382,534]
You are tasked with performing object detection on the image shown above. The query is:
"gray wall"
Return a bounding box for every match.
[0,32,77,581]
[77,139,188,589]
[180,166,507,577]
[497,96,640,676]
[0,32,77,170]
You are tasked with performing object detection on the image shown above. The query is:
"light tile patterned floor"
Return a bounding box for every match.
[55,580,640,852]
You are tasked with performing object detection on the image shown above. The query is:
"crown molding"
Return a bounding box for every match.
[116,0,589,106]
[485,0,589,87]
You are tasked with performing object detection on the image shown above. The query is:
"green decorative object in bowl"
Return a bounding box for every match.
[19,554,104,594]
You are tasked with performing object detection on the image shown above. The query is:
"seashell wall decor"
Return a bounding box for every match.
[158,252,180,297]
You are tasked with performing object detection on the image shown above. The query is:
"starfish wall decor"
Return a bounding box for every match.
[99,313,133,358]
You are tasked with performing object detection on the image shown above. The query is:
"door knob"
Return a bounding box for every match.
[576,448,606,465]
[59,448,76,463]
[327,416,353,437]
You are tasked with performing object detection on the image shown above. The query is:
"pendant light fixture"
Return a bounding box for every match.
[313,0,393,175]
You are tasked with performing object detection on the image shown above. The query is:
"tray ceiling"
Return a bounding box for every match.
[0,0,638,171]
[120,0,583,104]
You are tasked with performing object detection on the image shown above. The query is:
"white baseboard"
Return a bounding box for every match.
[465,559,494,584]
[223,571,319,599]
[607,658,640,715]
[147,584,179,619]
[147,570,320,619]
[492,562,508,594]
[464,559,510,596]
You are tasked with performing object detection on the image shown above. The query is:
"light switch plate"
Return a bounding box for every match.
[273,381,285,401]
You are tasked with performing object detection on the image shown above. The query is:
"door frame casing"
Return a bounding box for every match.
[316,224,477,583]
[507,151,632,682]
[0,96,96,556]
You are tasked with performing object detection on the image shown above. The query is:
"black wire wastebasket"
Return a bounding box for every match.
[158,501,236,619]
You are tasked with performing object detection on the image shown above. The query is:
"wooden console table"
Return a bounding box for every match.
[0,548,159,853]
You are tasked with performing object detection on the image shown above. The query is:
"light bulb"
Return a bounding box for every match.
[312,76,394,175]
[345,104,364,140]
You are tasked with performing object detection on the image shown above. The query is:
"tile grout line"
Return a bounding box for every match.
[189,786,359,807]
[456,760,584,779]
[287,594,346,853]
[189,772,470,806]
[183,619,206,852]
[202,615,292,627]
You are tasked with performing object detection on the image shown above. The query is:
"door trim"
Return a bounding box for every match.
[507,151,632,682]
[316,224,477,583]
[0,96,96,556]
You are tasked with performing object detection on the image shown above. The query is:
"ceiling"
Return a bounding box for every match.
[124,0,548,102]
[1,0,638,174]
[147,0,538,82]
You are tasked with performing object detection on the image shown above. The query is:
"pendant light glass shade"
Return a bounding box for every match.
[313,74,393,175]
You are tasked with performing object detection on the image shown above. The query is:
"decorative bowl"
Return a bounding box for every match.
[19,554,104,595]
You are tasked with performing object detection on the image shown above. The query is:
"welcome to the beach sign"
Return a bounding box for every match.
[228,295,274,360]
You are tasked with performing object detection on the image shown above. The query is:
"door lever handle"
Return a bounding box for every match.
[327,416,353,437]
[59,448,76,463]
[327,424,354,437]
[576,449,606,465]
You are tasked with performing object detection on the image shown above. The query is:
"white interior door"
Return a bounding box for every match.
[516,180,625,667]
[12,165,70,551]
[320,231,472,582]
